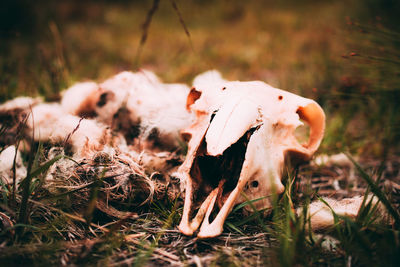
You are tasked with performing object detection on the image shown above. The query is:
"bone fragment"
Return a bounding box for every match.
[299,195,381,230]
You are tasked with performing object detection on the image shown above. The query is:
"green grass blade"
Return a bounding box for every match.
[231,196,268,213]
[0,223,40,236]
[225,222,245,235]
[346,153,400,226]
[29,154,63,179]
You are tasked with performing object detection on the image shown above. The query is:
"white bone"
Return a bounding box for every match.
[313,153,353,167]
[299,195,381,230]
[178,71,326,238]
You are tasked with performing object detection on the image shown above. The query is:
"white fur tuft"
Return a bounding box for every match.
[192,70,226,89]
[0,97,42,112]
[0,145,27,184]
[61,82,99,115]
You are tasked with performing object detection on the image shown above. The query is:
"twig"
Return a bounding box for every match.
[63,117,84,147]
[134,0,160,68]
[169,0,194,52]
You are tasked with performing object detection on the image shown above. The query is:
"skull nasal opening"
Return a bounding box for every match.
[188,125,260,215]
[210,110,218,123]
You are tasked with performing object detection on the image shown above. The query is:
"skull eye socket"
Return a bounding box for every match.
[186,87,202,111]
[294,119,310,145]
[251,180,259,188]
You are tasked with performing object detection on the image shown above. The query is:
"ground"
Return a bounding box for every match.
[0,0,399,266]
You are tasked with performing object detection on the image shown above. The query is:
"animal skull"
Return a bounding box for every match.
[177,71,325,238]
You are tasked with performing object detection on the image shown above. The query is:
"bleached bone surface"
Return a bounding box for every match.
[313,153,353,167]
[299,195,380,230]
[178,70,326,238]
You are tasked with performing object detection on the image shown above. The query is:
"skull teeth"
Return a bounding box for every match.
[178,186,219,236]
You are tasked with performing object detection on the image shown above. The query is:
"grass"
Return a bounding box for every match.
[1,0,400,266]
[0,143,399,265]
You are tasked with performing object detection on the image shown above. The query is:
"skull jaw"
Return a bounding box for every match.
[177,177,220,236]
[177,121,310,238]
[177,121,289,238]
[178,124,261,238]
[178,170,249,238]
[177,160,287,238]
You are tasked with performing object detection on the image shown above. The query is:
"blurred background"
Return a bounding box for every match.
[1,0,399,156]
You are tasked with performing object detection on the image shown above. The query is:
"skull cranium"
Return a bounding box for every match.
[177,71,325,238]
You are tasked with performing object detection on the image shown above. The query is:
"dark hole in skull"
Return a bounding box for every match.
[251,180,259,188]
[188,126,259,221]
[210,110,218,123]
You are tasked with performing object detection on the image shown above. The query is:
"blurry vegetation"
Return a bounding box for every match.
[1,0,399,156]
